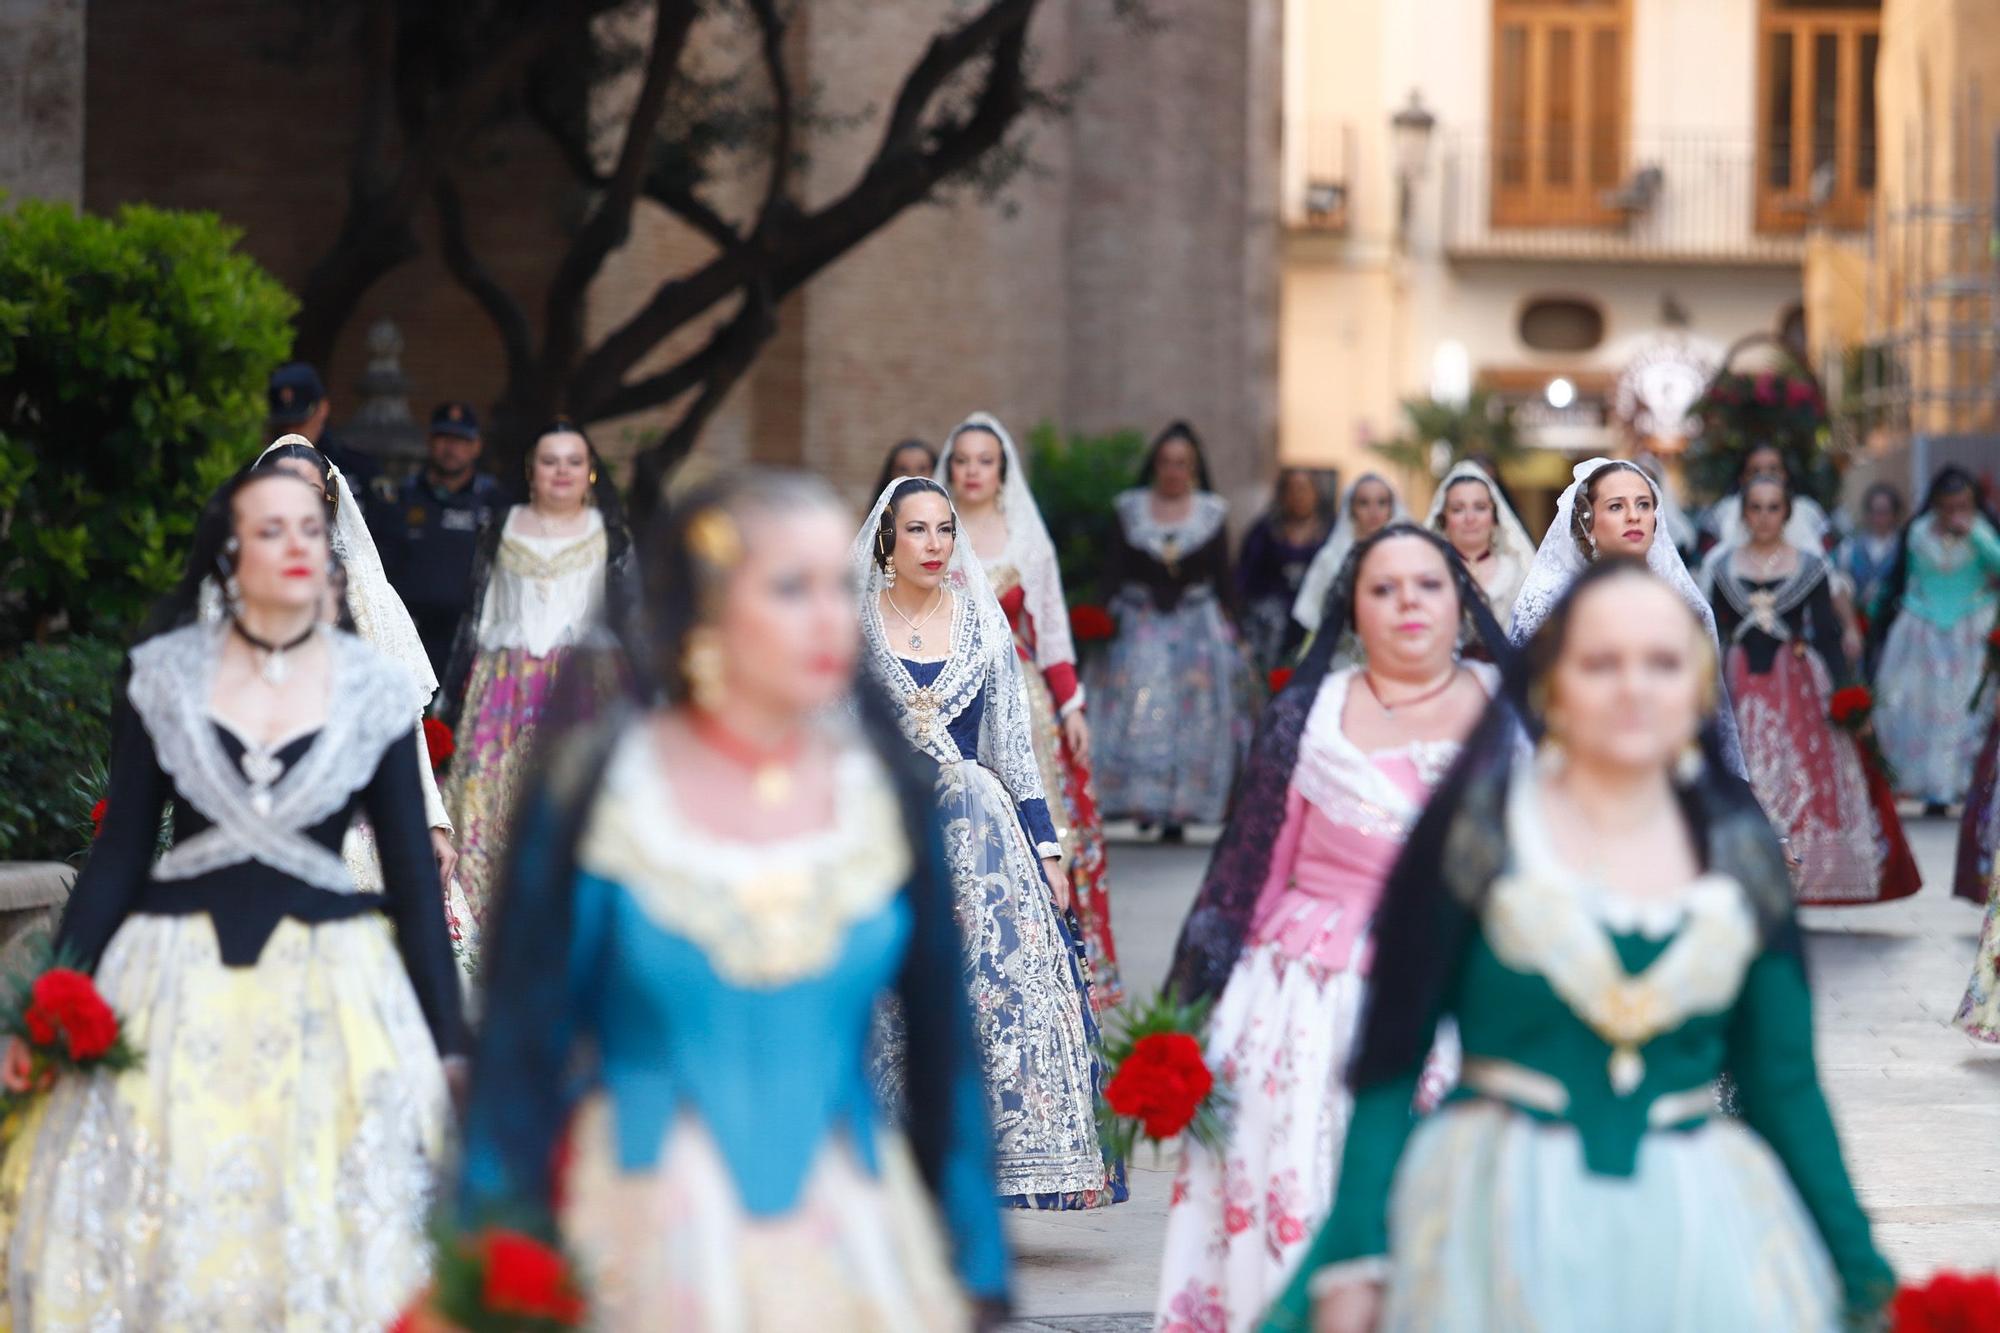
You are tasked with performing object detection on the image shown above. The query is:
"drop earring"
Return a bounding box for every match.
[884,555,898,588]
[683,630,727,712]
[1674,741,1705,786]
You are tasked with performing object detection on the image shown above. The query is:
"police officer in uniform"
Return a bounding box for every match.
[381,402,505,676]
[267,361,383,497]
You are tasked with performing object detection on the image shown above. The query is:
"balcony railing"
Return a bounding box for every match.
[1439,132,1824,265]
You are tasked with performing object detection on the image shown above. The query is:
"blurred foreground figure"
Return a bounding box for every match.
[1273,562,1893,1333]
[440,420,634,923]
[855,477,1121,1211]
[937,414,1124,1010]
[454,470,1008,1330]
[1156,525,1508,1333]
[2,464,465,1329]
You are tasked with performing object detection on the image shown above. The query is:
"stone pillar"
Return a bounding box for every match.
[0,0,84,204]
[339,319,428,472]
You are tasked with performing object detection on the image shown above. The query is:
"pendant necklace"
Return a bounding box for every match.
[1362,665,1460,715]
[231,618,316,685]
[886,585,947,654]
[690,712,804,807]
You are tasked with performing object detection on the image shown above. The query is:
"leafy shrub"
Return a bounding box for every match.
[0,199,297,648]
[0,638,125,863]
[1024,422,1147,606]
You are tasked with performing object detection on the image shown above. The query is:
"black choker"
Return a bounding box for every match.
[231,618,316,685]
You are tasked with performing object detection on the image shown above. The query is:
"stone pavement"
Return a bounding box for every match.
[1004,815,2000,1326]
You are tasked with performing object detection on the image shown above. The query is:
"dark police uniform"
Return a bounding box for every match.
[384,469,505,677]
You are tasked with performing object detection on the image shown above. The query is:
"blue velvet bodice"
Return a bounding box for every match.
[902,657,1058,851]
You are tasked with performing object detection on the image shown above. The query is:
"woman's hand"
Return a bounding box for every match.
[430,829,459,890]
[1,1038,34,1095]
[1313,1280,1384,1333]
[1042,857,1072,913]
[1061,710,1092,766]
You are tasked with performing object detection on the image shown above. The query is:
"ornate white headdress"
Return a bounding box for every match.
[1424,460,1535,567]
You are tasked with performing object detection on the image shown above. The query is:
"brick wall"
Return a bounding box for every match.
[0,0,83,204]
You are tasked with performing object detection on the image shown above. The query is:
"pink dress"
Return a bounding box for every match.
[1154,667,1475,1333]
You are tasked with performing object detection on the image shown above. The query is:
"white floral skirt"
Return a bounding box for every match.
[1876,610,1991,804]
[2,913,448,1331]
[1377,1103,1840,1332]
[560,1101,967,1333]
[1155,941,1369,1333]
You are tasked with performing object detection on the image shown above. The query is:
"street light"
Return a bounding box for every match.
[1391,89,1437,244]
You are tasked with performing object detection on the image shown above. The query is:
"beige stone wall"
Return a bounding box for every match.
[0,0,84,204]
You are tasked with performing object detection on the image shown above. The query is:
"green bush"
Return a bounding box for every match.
[0,199,297,648]
[1025,422,1147,607]
[0,638,124,862]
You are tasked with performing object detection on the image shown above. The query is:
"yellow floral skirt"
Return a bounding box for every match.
[0,913,450,1331]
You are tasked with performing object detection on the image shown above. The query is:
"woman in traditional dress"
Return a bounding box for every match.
[936,413,1123,1010]
[1292,473,1407,638]
[1235,468,1334,675]
[1834,482,1904,623]
[857,477,1119,1210]
[1424,460,1533,632]
[3,463,466,1329]
[453,471,1009,1331]
[1089,422,1256,838]
[1275,560,1895,1333]
[1154,523,1510,1333]
[441,420,635,920]
[252,436,480,969]
[1705,478,1919,906]
[875,438,939,497]
[1700,442,1833,556]
[1868,465,2000,811]
[1512,457,1747,777]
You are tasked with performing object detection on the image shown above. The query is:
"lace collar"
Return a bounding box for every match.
[1909,512,1990,575]
[1713,549,1826,642]
[1114,489,1228,563]
[1289,663,1497,830]
[128,623,418,893]
[577,728,909,988]
[498,506,608,579]
[861,579,1000,765]
[1483,773,1759,1093]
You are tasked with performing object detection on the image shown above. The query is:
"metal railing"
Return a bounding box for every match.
[1438,131,1832,265]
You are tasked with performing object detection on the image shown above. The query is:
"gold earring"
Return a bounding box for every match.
[884,555,898,588]
[683,630,726,712]
[1674,740,1705,786]
[588,467,599,485]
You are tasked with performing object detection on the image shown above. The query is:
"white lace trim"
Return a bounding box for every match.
[1484,774,1759,1063]
[1114,488,1228,564]
[577,729,909,989]
[1289,663,1496,831]
[129,623,418,893]
[475,507,608,656]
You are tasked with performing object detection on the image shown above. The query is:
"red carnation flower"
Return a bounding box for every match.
[479,1230,585,1325]
[1070,604,1115,643]
[24,969,118,1061]
[90,799,108,840]
[1889,1269,2000,1332]
[1106,1031,1215,1140]
[1829,685,1873,726]
[1268,667,1294,695]
[1988,626,2000,650]
[422,718,456,770]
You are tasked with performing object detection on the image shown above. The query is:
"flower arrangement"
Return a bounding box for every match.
[1069,604,1115,644]
[1827,683,1897,790]
[1889,1269,2000,1330]
[1683,348,1840,510]
[1097,990,1230,1162]
[424,718,457,772]
[0,943,140,1138]
[393,1227,588,1332]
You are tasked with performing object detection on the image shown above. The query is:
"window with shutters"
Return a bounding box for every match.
[1491,0,1630,228]
[1757,0,1880,233]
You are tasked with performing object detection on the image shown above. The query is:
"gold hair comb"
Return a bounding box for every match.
[687,508,743,568]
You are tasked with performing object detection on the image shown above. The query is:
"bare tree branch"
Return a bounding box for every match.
[744,0,795,232]
[434,173,536,388]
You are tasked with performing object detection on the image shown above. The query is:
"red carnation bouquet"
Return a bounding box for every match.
[1268,667,1294,695]
[393,1226,588,1332]
[1828,682,1898,788]
[1890,1269,2000,1330]
[1069,604,1116,643]
[1097,991,1231,1162]
[0,942,141,1136]
[424,718,457,772]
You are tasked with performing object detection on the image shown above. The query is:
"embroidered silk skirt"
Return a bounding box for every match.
[1351,1104,1840,1333]
[443,644,574,922]
[559,1102,967,1332]
[1955,718,2000,903]
[1875,611,1992,805]
[935,760,1116,1209]
[1088,591,1255,826]
[1,913,448,1331]
[1727,645,1919,906]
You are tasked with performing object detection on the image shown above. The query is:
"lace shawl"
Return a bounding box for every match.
[128,623,418,892]
[1707,550,1830,645]
[1114,488,1229,564]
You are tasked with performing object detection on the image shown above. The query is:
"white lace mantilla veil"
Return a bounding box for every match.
[1292,471,1412,632]
[1511,457,1747,775]
[934,412,1080,683]
[1423,458,1536,578]
[850,477,1049,808]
